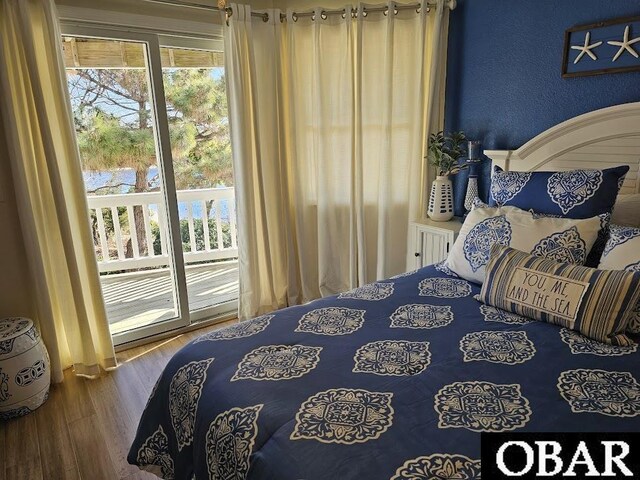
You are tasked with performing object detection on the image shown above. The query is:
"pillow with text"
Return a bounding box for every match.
[479,245,640,346]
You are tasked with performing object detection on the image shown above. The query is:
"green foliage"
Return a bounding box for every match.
[164,69,233,189]
[427,131,468,176]
[151,222,162,256]
[69,67,233,191]
[179,218,232,252]
[149,218,231,257]
[78,113,156,172]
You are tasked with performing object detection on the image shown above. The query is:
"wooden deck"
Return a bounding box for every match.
[101,261,238,334]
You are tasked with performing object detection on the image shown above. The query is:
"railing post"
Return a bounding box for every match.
[229,201,237,249]
[95,207,110,261]
[111,206,125,260]
[186,202,197,253]
[214,199,224,250]
[126,205,140,258]
[201,200,211,251]
[142,206,155,256]
[156,202,169,256]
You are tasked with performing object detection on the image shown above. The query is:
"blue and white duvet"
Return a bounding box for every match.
[128,264,640,479]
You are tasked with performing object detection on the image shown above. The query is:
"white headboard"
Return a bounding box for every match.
[484,102,640,194]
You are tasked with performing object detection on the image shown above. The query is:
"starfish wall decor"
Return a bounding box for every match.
[563,16,640,78]
[607,25,640,62]
[570,31,602,64]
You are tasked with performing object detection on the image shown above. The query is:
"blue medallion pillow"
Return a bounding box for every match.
[445,205,602,284]
[598,224,640,334]
[489,165,628,217]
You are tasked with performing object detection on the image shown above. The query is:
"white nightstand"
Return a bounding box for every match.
[407,218,462,271]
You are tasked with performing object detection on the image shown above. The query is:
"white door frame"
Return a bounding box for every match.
[60,24,237,345]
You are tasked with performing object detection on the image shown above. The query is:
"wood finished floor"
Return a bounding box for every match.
[0,319,237,480]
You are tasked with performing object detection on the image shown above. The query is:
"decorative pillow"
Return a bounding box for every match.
[479,245,640,346]
[445,205,602,284]
[489,165,628,217]
[583,213,612,268]
[598,224,640,334]
[474,197,610,266]
[476,198,610,266]
[611,194,640,228]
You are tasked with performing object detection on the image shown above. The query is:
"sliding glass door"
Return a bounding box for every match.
[158,44,239,321]
[61,26,237,344]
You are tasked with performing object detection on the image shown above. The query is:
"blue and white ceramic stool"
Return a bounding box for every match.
[0,317,50,420]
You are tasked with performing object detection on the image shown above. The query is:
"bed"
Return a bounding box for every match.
[128,103,640,479]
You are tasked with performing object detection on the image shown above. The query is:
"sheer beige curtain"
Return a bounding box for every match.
[224,1,449,319]
[224,4,292,320]
[0,0,116,382]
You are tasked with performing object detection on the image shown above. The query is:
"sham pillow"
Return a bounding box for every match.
[489,165,628,218]
[611,194,640,228]
[446,205,602,284]
[479,245,640,346]
[598,224,640,334]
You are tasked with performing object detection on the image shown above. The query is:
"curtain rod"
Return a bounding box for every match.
[140,0,455,23]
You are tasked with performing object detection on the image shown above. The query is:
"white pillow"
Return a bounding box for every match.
[598,224,640,334]
[611,194,640,228]
[445,205,602,284]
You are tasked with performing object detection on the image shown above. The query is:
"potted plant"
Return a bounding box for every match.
[426,131,467,221]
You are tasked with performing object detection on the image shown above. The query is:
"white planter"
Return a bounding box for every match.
[0,317,50,420]
[427,175,454,221]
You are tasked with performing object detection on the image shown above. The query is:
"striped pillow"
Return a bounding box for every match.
[478,245,640,346]
[598,224,640,334]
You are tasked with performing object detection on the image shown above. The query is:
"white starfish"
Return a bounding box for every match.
[607,25,640,62]
[571,31,602,64]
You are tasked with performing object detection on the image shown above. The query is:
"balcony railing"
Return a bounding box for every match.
[86,187,237,273]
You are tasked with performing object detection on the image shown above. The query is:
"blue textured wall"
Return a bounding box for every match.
[445,0,640,216]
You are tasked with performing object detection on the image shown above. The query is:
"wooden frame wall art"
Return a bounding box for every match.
[562,15,640,78]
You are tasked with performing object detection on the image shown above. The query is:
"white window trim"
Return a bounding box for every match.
[60,23,236,345]
[56,4,224,42]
